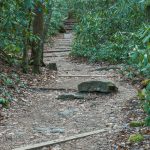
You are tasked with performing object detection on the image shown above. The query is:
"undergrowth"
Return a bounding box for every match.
[70,0,150,126]
[71,0,147,63]
[0,69,26,112]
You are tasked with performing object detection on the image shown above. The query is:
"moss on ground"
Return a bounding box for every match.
[128,133,144,143]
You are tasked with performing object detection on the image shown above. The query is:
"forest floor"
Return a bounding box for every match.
[0,32,149,150]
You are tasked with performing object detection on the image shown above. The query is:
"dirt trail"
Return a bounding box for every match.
[0,31,137,150]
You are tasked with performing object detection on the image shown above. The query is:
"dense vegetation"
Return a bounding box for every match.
[0,0,68,73]
[0,0,69,111]
[71,0,149,63]
[0,0,150,128]
[70,0,150,126]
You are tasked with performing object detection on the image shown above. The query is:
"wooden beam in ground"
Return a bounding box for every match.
[43,50,70,53]
[43,55,67,57]
[13,128,110,150]
[58,75,117,77]
[30,87,76,91]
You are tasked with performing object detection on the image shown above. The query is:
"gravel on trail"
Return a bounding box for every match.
[0,32,137,150]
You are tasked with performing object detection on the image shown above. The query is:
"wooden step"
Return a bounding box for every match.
[44,50,71,53]
[45,47,71,50]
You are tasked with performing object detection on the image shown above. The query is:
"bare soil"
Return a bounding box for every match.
[0,32,138,150]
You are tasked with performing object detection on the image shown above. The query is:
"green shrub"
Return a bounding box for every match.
[0,98,9,108]
[128,133,144,143]
[137,83,150,126]
[129,24,150,76]
[71,0,146,63]
[0,72,25,110]
[129,121,145,127]
[48,0,68,35]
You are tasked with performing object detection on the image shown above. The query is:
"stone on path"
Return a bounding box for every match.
[41,147,50,150]
[34,127,65,134]
[58,108,78,118]
[64,33,72,39]
[78,81,118,93]
[48,63,57,71]
[57,93,84,100]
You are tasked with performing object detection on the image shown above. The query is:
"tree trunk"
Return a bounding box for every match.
[40,4,53,66]
[22,38,28,73]
[146,5,150,22]
[32,2,44,74]
[22,4,33,73]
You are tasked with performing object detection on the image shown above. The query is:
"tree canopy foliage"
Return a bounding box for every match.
[0,0,150,126]
[69,0,150,126]
[71,0,149,63]
[0,0,68,73]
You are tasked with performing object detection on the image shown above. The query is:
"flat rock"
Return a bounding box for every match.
[78,81,118,93]
[41,147,49,150]
[48,63,57,71]
[143,135,150,140]
[58,108,78,118]
[34,127,65,134]
[57,93,84,100]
